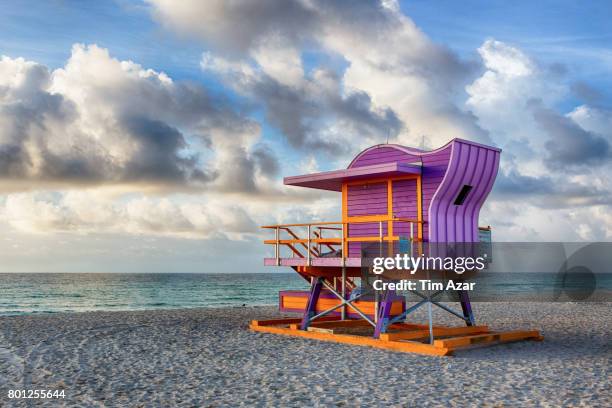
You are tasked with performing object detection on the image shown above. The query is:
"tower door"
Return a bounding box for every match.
[391,178,418,240]
[345,180,390,232]
[344,181,389,257]
[342,176,422,257]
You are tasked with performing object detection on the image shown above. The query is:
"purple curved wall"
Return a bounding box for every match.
[428,141,500,242]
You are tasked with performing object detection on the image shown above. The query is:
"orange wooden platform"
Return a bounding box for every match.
[250,318,543,356]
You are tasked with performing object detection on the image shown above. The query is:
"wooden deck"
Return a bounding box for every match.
[250,318,543,356]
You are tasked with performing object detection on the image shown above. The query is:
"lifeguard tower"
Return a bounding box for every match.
[251,138,542,355]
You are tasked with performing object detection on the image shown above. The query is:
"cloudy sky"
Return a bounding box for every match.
[0,0,610,272]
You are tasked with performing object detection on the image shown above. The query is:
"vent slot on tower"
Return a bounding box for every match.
[454,185,473,205]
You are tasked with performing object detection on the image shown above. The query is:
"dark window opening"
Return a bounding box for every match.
[454,185,473,205]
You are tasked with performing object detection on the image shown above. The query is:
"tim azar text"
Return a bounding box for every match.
[372,279,475,291]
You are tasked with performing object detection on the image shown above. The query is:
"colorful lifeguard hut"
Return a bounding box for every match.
[251,138,542,355]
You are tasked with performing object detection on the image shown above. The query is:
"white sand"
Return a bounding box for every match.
[0,303,610,407]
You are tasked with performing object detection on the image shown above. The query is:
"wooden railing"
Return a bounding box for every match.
[262,217,423,266]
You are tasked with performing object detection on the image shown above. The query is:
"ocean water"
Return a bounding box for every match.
[1,272,609,316]
[0,273,308,316]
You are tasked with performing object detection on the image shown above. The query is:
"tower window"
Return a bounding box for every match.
[454,185,473,205]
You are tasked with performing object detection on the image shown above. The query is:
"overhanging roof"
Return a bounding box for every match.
[284,162,422,191]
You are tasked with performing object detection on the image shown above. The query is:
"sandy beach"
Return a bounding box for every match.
[0,303,610,407]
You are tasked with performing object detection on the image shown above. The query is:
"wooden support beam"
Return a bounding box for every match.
[307,327,334,334]
[388,322,438,330]
[251,316,340,327]
[433,330,542,349]
[380,325,489,342]
[251,318,303,327]
[380,330,431,342]
[289,319,372,330]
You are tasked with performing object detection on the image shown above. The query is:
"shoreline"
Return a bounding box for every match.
[0,304,278,318]
[1,303,610,406]
[3,298,611,318]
